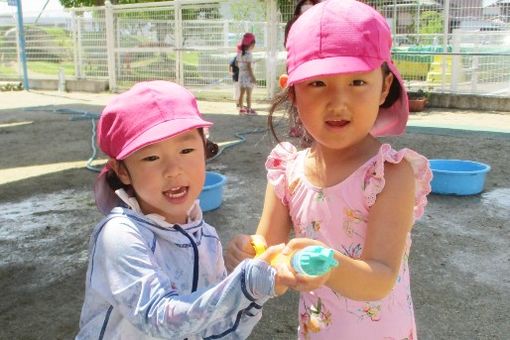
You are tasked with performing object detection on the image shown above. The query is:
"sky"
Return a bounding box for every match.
[0,0,66,17]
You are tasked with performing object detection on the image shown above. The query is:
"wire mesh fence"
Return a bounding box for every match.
[1,0,510,99]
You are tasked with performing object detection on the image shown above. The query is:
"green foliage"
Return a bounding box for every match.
[36,26,74,50]
[28,61,76,76]
[221,0,265,21]
[407,89,428,100]
[0,82,23,91]
[419,11,443,34]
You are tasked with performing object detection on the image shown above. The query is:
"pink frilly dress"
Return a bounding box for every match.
[266,142,432,340]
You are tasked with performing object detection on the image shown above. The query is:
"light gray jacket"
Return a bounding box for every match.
[77,200,276,339]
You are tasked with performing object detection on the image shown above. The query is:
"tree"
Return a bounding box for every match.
[61,0,284,20]
[59,0,168,7]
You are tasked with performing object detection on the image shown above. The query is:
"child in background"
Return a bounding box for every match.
[77,81,296,339]
[283,0,321,47]
[226,1,432,339]
[237,33,257,115]
[229,55,240,107]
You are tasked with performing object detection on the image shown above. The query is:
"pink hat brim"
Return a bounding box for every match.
[371,61,409,137]
[287,56,409,137]
[287,55,383,86]
[116,117,213,160]
[94,165,121,215]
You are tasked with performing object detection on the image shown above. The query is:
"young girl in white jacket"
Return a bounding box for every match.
[76,81,297,339]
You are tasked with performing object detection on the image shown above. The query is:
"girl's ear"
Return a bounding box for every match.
[109,159,131,185]
[380,72,394,105]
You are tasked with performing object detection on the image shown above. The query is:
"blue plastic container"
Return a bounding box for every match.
[430,159,491,196]
[199,171,227,212]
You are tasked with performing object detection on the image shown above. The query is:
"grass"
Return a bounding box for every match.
[182,52,199,66]
[0,64,17,77]
[34,26,74,51]
[28,61,75,77]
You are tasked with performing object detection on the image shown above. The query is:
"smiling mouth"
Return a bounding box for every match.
[163,186,188,199]
[326,120,349,127]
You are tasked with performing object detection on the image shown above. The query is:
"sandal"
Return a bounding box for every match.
[246,108,257,115]
[239,107,247,115]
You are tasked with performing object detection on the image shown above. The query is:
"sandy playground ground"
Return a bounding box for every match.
[0,90,509,339]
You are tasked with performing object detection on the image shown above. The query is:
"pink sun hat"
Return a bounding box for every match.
[94,80,213,214]
[237,32,256,51]
[285,0,409,137]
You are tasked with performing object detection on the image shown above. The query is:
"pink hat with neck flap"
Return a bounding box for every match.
[94,80,212,215]
[285,0,409,137]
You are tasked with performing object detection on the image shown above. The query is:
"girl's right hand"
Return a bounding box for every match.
[283,238,333,292]
[225,234,256,273]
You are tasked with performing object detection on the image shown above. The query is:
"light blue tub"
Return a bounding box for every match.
[199,171,227,212]
[430,159,491,196]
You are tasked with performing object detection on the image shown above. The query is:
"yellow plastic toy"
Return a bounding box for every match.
[250,236,338,276]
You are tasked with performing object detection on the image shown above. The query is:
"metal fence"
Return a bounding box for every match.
[1,0,510,99]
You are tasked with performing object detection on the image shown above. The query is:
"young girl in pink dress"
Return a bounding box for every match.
[237,33,257,115]
[226,1,433,339]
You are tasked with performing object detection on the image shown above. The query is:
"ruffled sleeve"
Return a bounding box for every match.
[265,142,298,205]
[363,144,432,221]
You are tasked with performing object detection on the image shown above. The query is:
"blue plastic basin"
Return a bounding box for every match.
[430,159,491,196]
[199,171,227,212]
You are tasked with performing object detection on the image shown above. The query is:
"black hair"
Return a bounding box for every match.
[267,62,401,143]
[380,62,401,108]
[241,42,255,56]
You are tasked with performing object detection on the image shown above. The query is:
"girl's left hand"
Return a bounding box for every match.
[283,238,333,292]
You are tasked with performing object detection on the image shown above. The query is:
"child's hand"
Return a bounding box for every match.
[258,243,297,296]
[225,234,257,272]
[284,238,334,292]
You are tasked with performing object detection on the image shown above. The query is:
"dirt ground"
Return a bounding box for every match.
[0,91,509,340]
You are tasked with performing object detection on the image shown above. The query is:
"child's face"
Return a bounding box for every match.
[115,129,206,224]
[293,68,392,149]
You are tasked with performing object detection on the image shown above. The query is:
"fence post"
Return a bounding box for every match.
[14,14,21,80]
[441,0,450,92]
[392,0,397,36]
[450,30,460,92]
[471,56,479,94]
[105,1,117,91]
[13,0,29,90]
[71,11,82,79]
[175,1,183,85]
[265,0,278,98]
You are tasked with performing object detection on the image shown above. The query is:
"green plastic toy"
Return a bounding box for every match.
[291,245,339,276]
